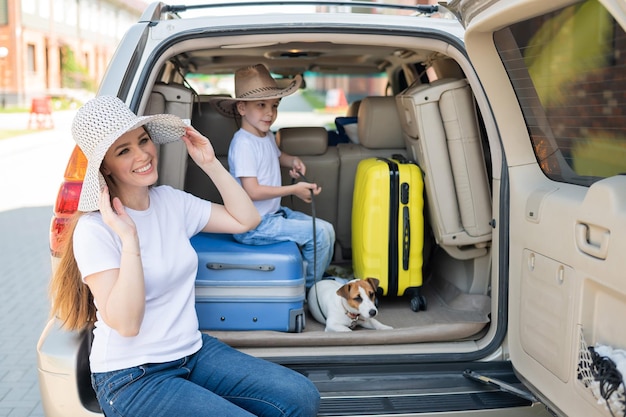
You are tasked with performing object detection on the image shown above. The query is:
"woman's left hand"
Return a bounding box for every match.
[181,127,216,167]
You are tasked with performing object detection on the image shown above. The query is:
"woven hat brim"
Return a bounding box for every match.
[211,74,303,117]
[77,114,187,212]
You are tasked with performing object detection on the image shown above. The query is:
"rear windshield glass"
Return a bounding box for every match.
[187,71,388,132]
[494,0,626,186]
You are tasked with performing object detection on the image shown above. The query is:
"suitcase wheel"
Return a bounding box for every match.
[410,294,427,312]
[295,314,304,333]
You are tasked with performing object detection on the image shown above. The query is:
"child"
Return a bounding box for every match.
[214,64,335,289]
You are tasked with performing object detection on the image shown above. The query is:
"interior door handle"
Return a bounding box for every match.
[575,223,609,260]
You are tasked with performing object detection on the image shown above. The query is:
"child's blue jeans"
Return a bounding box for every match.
[233,206,335,288]
[91,334,320,417]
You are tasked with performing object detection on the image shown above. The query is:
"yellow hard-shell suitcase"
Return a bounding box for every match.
[352,155,426,311]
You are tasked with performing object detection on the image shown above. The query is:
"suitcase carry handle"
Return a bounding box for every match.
[392,153,408,163]
[206,263,275,272]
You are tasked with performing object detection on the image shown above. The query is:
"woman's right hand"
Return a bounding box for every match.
[99,186,137,240]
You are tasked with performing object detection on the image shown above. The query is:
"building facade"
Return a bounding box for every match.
[0,0,146,108]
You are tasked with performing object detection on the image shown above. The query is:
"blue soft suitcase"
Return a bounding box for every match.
[190,233,306,332]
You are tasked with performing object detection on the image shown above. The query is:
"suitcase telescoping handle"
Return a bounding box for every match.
[206,263,275,272]
[401,182,410,271]
[402,206,410,270]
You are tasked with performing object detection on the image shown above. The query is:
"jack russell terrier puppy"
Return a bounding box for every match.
[307,278,393,332]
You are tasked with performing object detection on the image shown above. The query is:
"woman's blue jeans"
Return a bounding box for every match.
[233,206,335,289]
[91,334,320,417]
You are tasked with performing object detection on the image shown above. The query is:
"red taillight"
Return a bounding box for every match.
[50,216,70,257]
[54,181,83,215]
[50,145,87,256]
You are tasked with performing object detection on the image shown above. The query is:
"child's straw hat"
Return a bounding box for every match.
[212,64,302,117]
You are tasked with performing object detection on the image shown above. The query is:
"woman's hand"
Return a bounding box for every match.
[181,127,216,167]
[99,186,137,240]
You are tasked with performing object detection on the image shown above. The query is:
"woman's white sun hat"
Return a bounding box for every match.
[212,63,302,117]
[72,95,188,212]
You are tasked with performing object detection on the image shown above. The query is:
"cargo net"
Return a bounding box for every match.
[578,328,626,417]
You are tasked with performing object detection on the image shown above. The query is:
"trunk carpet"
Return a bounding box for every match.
[208,278,491,347]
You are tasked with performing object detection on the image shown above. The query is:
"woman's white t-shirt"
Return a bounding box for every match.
[73,185,212,373]
[228,128,281,216]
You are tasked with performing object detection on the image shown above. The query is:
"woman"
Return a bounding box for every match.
[49,95,320,417]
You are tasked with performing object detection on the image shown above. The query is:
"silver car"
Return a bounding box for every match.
[37,1,626,416]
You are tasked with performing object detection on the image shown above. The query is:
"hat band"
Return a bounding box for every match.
[238,85,288,99]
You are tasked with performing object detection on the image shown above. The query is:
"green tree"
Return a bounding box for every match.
[60,45,96,91]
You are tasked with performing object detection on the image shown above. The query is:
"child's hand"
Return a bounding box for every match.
[289,157,306,179]
[293,181,321,203]
[181,127,216,167]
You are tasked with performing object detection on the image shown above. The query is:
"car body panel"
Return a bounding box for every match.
[459,0,626,415]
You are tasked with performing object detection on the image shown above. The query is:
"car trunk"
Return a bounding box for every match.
[143,25,501,360]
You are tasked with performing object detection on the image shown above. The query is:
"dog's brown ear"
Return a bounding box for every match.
[336,283,351,300]
[365,277,380,290]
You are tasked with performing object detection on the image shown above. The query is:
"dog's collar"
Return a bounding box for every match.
[345,311,360,329]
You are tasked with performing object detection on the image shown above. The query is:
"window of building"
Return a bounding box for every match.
[22,0,36,15]
[65,0,76,26]
[27,44,36,72]
[53,0,64,22]
[0,0,8,25]
[494,0,626,186]
[79,1,90,31]
[39,0,50,18]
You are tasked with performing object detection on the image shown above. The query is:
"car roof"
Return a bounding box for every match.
[135,1,465,79]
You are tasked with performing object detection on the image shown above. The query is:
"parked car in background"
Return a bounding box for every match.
[37,1,626,416]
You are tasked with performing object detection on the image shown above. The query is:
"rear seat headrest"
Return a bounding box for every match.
[357,96,404,149]
[277,127,328,156]
[346,100,361,117]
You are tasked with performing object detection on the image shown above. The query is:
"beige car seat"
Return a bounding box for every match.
[277,127,340,230]
[146,82,195,190]
[396,78,492,259]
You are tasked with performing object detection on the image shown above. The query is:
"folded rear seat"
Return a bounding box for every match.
[146,82,195,190]
[277,127,339,231]
[335,96,408,256]
[396,78,492,260]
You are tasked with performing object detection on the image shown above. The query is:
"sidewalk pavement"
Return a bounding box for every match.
[0,110,77,417]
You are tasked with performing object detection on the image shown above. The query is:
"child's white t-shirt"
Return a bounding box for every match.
[228,128,281,216]
[73,185,212,373]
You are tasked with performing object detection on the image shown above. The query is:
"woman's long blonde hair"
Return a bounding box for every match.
[48,130,131,331]
[49,211,97,331]
[49,162,125,331]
